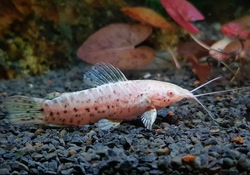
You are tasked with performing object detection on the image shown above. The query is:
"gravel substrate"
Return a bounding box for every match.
[1,61,250,175]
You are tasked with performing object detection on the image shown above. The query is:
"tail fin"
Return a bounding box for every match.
[3,95,45,124]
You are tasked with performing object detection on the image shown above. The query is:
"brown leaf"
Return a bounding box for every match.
[121,7,174,31]
[177,40,215,59]
[77,23,155,70]
[187,55,211,84]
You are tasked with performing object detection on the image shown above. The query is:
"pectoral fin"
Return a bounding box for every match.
[141,108,157,130]
[96,119,121,130]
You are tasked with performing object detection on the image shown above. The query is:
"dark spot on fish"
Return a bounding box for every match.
[26,111,30,113]
[77,120,80,125]
[102,110,105,113]
[86,99,91,103]
[75,114,78,117]
[116,99,119,102]
[107,105,110,109]
[62,119,65,123]
[90,113,95,117]
[64,110,67,114]
[40,108,44,112]
[113,90,116,94]
[52,117,55,121]
[57,112,60,115]
[163,100,166,102]
[45,103,49,106]
[76,100,80,103]
[64,105,67,108]
[111,105,114,108]
[31,117,34,120]
[168,99,170,101]
[50,112,54,116]
[94,107,98,111]
[29,105,33,108]
[70,118,73,123]
[85,108,90,112]
[74,108,78,112]
[129,94,132,96]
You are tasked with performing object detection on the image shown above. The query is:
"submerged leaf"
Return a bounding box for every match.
[160,0,204,33]
[187,55,211,84]
[177,40,215,83]
[221,16,250,39]
[121,7,174,31]
[77,23,155,69]
[178,40,216,59]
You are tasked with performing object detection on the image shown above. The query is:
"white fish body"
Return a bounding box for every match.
[3,63,196,130]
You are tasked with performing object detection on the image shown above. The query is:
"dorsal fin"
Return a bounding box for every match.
[83,62,128,87]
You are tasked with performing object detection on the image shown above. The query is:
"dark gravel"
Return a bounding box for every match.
[1,61,250,175]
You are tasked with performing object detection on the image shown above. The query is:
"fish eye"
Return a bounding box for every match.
[167,90,174,97]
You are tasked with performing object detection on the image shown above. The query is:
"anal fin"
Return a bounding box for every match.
[95,119,120,130]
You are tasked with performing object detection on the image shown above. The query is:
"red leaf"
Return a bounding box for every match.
[221,16,250,39]
[187,56,211,84]
[160,0,204,33]
[77,23,155,70]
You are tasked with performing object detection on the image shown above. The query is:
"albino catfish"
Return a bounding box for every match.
[2,63,246,130]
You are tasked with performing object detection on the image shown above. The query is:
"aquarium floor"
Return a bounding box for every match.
[1,61,250,175]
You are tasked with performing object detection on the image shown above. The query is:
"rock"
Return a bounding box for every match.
[60,168,74,175]
[139,153,157,162]
[33,153,44,160]
[0,168,10,175]
[236,158,248,171]
[48,160,58,171]
[81,153,93,162]
[222,157,235,168]
[171,155,182,167]
[228,166,239,175]
[18,170,28,175]
[17,162,29,172]
[44,153,57,160]
[226,149,240,159]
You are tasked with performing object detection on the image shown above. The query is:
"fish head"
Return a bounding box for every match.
[150,81,195,109]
